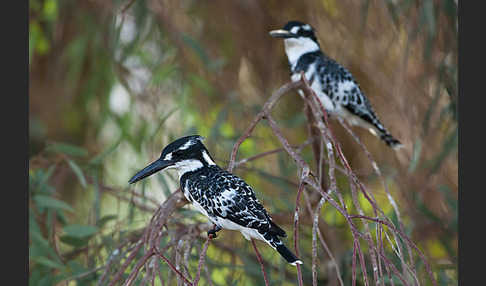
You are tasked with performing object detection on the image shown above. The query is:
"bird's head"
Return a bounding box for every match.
[128,135,216,184]
[269,21,320,64]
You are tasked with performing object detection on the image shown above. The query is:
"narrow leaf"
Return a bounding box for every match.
[67,159,87,188]
[63,224,98,238]
[33,195,74,212]
[31,256,65,269]
[408,139,422,173]
[88,138,122,165]
[96,215,118,228]
[46,142,88,157]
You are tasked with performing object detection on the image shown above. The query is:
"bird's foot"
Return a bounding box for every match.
[207,225,222,239]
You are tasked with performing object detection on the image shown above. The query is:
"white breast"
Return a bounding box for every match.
[174,160,203,179]
[284,37,320,68]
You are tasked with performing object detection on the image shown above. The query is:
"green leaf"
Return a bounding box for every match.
[30,229,52,255]
[33,195,74,212]
[88,138,122,165]
[38,165,57,189]
[31,256,65,269]
[43,0,58,21]
[30,165,57,195]
[408,139,422,173]
[46,142,88,157]
[96,215,118,228]
[64,261,90,280]
[150,108,179,141]
[59,235,91,247]
[429,129,458,174]
[151,65,177,85]
[181,34,210,66]
[56,209,68,225]
[189,74,214,96]
[67,159,87,188]
[63,224,98,238]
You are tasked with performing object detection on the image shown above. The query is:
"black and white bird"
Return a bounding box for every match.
[270,21,402,149]
[128,135,303,266]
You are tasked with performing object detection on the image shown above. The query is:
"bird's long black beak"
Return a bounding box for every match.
[128,158,174,184]
[269,29,295,39]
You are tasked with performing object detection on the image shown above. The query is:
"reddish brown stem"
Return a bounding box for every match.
[293,181,306,286]
[193,237,211,286]
[108,241,144,286]
[227,81,302,172]
[123,250,155,286]
[352,240,357,286]
[155,250,194,285]
[250,239,270,286]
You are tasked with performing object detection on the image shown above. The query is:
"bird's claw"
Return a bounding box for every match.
[207,225,221,239]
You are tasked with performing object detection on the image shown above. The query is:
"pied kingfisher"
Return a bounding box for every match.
[129,135,303,266]
[270,21,402,149]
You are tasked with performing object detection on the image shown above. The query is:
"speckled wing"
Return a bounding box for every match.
[315,56,384,130]
[293,51,400,148]
[183,167,286,237]
[220,173,286,236]
[181,166,300,265]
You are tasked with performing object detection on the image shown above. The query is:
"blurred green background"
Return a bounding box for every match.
[29,0,457,285]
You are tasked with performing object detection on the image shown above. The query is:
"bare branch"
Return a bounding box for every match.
[104,78,436,286]
[123,251,155,286]
[155,250,194,285]
[293,180,307,286]
[108,241,144,286]
[193,237,211,286]
[227,81,303,172]
[251,239,270,286]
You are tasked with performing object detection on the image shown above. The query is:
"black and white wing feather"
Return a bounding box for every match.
[181,166,302,265]
[182,166,285,238]
[293,51,402,149]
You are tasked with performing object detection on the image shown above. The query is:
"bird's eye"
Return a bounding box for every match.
[173,150,184,157]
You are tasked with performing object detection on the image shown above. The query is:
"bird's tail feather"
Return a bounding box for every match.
[275,243,303,266]
[333,110,402,150]
[367,119,403,150]
[259,231,302,265]
[269,221,287,237]
[380,132,403,150]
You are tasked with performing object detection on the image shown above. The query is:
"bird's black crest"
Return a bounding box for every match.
[282,20,318,43]
[160,135,204,156]
[283,21,306,31]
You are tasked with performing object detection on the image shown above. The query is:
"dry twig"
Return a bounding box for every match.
[102,78,436,286]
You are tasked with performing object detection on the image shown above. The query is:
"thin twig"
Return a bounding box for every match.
[293,180,307,286]
[108,241,144,286]
[105,78,436,286]
[61,265,106,284]
[352,241,357,286]
[119,0,137,14]
[227,81,303,172]
[338,117,417,284]
[311,197,326,286]
[251,239,270,286]
[155,250,194,285]
[302,190,344,286]
[299,74,437,285]
[123,250,155,286]
[349,215,436,285]
[193,236,211,286]
[233,139,314,168]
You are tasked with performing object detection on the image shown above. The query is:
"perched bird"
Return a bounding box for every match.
[129,135,303,266]
[269,21,402,149]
